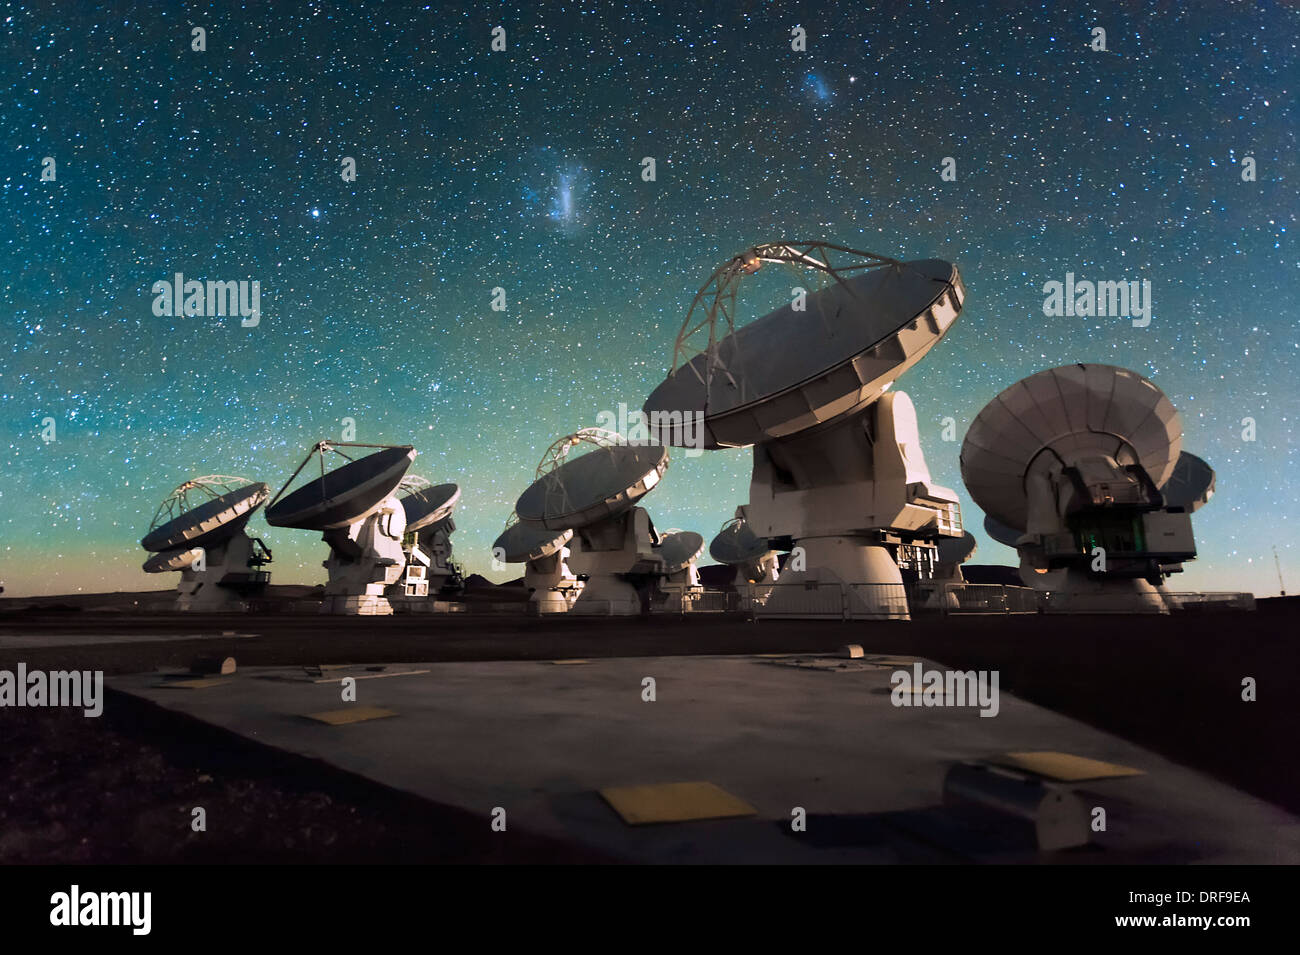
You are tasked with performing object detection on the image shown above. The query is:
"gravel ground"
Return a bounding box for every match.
[0,689,611,864]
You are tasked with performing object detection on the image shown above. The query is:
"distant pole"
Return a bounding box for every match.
[1274,545,1286,597]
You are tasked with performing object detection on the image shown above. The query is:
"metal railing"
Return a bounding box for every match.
[467,582,1256,619]
[846,583,912,619]
[648,589,738,615]
[741,581,1254,619]
[907,582,1040,615]
[1160,591,1256,611]
[749,582,849,619]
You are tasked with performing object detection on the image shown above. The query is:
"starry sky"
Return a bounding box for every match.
[1,0,1295,597]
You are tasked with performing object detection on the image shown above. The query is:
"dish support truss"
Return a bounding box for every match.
[267,441,410,511]
[669,241,908,407]
[147,475,258,534]
[531,427,636,519]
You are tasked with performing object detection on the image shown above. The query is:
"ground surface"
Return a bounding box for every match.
[109,656,1300,863]
[0,594,1294,862]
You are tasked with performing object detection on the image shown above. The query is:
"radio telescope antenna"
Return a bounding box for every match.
[493,509,580,614]
[651,528,707,613]
[645,241,965,619]
[960,364,1206,614]
[709,513,781,609]
[387,476,462,605]
[515,428,668,615]
[531,427,634,519]
[267,442,416,615]
[140,475,273,611]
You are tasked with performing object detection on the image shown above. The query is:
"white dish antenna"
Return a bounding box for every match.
[388,476,463,603]
[142,476,269,553]
[140,475,272,611]
[960,364,1201,614]
[641,242,965,620]
[1160,452,1215,513]
[514,428,668,615]
[708,515,780,605]
[398,477,462,533]
[960,363,1181,534]
[936,530,977,565]
[652,528,706,613]
[708,517,772,566]
[644,242,964,448]
[494,517,574,563]
[266,442,415,531]
[266,442,416,615]
[656,530,705,576]
[493,512,580,614]
[516,428,668,532]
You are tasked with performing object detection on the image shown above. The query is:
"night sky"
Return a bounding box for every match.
[2,0,1295,597]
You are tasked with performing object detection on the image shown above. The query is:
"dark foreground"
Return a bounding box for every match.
[0,596,1295,863]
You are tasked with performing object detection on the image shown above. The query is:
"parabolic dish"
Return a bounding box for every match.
[643,258,964,448]
[266,446,415,531]
[936,530,977,564]
[516,443,668,532]
[142,545,206,574]
[493,522,574,563]
[709,519,771,565]
[141,482,269,553]
[402,482,462,533]
[960,364,1182,533]
[1160,452,1215,512]
[656,531,705,575]
[983,514,1022,548]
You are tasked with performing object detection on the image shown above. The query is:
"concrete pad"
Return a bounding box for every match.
[110,655,1300,864]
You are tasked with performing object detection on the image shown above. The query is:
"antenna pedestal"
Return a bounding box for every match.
[320,496,407,615]
[390,518,459,604]
[735,557,779,610]
[418,520,458,594]
[747,392,959,620]
[566,507,663,616]
[524,549,582,614]
[1039,569,1168,614]
[173,531,266,612]
[765,536,907,618]
[654,565,703,614]
[1015,457,1179,614]
[912,569,964,611]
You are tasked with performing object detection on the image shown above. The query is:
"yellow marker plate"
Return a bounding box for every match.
[159,677,232,689]
[599,781,756,825]
[311,668,429,684]
[989,751,1145,781]
[303,706,398,726]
